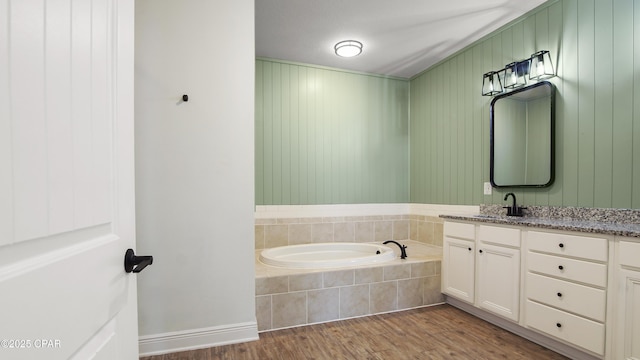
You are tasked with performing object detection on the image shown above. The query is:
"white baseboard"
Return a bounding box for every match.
[138,321,259,357]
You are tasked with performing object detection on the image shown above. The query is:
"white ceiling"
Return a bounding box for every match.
[255,0,548,79]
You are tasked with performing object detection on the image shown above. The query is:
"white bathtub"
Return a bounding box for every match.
[259,242,396,269]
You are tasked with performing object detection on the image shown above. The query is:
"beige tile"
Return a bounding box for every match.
[255,218,277,225]
[398,278,423,309]
[255,225,265,250]
[433,223,444,247]
[355,221,374,243]
[290,273,322,291]
[418,221,433,243]
[289,224,312,245]
[339,284,370,318]
[371,281,397,313]
[278,218,301,224]
[334,222,355,242]
[374,221,393,242]
[430,216,444,224]
[256,276,288,295]
[392,220,409,240]
[299,217,323,224]
[265,224,289,248]
[308,288,339,323]
[410,262,437,278]
[272,292,307,329]
[355,267,383,284]
[323,269,354,288]
[312,223,334,243]
[383,264,410,280]
[409,219,418,241]
[423,275,444,305]
[256,295,271,331]
[364,215,384,220]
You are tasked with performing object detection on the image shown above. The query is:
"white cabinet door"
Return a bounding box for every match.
[477,243,520,321]
[616,268,640,360]
[0,1,138,359]
[443,236,475,304]
[616,239,640,360]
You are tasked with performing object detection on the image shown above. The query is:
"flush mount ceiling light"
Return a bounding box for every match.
[334,40,363,57]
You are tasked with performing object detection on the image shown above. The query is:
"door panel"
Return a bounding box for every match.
[617,268,640,360]
[443,236,475,303]
[477,243,520,321]
[0,0,137,359]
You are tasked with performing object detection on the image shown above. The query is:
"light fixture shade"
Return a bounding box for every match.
[335,40,362,57]
[529,50,554,80]
[503,61,527,89]
[482,71,503,96]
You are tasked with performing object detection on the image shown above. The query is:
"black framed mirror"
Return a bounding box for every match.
[490,81,555,188]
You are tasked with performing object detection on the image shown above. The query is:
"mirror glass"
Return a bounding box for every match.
[490,81,555,188]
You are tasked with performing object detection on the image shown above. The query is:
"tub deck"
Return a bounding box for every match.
[256,240,442,278]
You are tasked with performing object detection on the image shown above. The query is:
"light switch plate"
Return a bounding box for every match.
[484,182,492,195]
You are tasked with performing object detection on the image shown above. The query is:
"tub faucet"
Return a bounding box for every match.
[383,240,407,259]
[503,192,526,217]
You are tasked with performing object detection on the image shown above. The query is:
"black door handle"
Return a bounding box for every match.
[124,248,153,273]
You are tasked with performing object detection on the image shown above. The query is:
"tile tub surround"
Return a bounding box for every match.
[255,240,443,331]
[255,215,444,249]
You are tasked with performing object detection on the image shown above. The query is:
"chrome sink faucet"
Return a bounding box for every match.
[503,192,526,217]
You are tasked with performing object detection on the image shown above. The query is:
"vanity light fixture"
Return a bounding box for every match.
[482,71,503,96]
[503,61,528,89]
[529,50,554,80]
[482,50,555,96]
[334,40,363,58]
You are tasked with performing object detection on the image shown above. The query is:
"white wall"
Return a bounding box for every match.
[134,0,256,354]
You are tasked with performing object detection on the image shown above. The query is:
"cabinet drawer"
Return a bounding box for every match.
[444,221,474,240]
[620,240,640,269]
[527,231,607,262]
[528,252,607,288]
[525,300,605,355]
[526,272,606,322]
[478,225,520,248]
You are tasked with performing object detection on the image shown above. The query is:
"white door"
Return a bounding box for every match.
[0,0,139,359]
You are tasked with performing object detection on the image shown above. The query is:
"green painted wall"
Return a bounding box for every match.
[410,0,640,209]
[255,59,409,205]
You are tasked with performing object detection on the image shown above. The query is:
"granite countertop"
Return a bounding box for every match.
[440,213,640,238]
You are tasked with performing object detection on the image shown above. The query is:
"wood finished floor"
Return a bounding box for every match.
[140,304,568,360]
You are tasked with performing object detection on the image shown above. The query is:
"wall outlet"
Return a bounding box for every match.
[484,182,492,195]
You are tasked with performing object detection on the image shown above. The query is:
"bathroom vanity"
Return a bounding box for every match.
[441,211,640,360]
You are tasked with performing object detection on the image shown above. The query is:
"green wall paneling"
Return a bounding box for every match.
[409,0,640,209]
[255,59,409,205]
